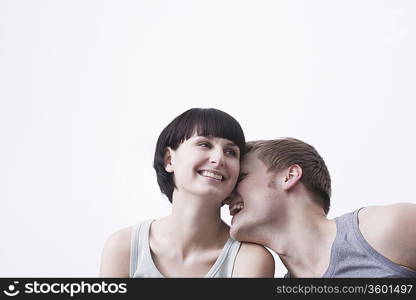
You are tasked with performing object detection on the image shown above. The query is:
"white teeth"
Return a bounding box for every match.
[230,202,244,215]
[200,170,223,181]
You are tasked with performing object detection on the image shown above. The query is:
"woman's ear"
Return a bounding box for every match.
[282,164,302,191]
[164,147,174,173]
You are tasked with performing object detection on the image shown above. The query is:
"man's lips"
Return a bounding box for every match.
[229,201,244,216]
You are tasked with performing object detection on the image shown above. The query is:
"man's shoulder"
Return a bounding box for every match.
[357,203,416,270]
[357,203,416,240]
[358,203,416,226]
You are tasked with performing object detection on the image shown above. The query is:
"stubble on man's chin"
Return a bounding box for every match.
[229,225,241,241]
[230,224,249,243]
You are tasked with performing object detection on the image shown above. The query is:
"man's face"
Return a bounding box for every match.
[229,152,281,242]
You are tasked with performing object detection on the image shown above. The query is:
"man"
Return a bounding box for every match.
[226,138,416,277]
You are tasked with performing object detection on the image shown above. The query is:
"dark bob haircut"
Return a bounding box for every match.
[153,108,246,202]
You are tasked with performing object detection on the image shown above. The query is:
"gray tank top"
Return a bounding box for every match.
[129,219,242,278]
[322,208,416,277]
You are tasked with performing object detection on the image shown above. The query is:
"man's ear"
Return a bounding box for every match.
[164,147,174,173]
[282,164,302,191]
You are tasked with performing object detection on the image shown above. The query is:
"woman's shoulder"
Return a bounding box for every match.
[232,242,275,277]
[99,226,135,277]
[104,218,154,248]
[238,242,275,262]
[106,226,135,249]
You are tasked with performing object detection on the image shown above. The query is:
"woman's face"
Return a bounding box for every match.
[165,134,241,202]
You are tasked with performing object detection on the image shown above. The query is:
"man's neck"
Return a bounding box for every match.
[267,209,337,277]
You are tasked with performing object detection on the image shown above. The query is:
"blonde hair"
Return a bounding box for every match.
[246,138,331,214]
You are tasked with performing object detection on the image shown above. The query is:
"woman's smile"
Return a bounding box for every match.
[197,169,226,181]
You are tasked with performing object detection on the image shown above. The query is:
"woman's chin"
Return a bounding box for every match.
[194,186,232,201]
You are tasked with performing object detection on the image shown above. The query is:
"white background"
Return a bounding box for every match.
[1,0,415,277]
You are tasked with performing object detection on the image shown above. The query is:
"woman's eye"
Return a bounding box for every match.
[225,149,237,157]
[198,142,211,148]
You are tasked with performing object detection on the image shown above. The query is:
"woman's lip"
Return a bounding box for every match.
[197,172,223,183]
[197,169,227,180]
[197,170,227,181]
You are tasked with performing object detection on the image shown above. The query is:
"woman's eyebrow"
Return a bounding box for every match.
[194,137,239,149]
[193,136,210,141]
[225,142,238,148]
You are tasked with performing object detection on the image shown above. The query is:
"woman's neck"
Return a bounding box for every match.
[154,192,229,256]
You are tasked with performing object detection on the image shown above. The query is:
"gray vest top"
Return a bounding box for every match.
[129,219,242,278]
[322,208,416,277]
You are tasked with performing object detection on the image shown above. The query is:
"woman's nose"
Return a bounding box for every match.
[209,147,225,166]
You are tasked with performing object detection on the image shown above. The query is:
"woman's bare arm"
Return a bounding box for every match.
[99,226,133,277]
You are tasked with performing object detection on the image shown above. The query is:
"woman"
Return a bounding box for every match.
[99,108,274,277]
